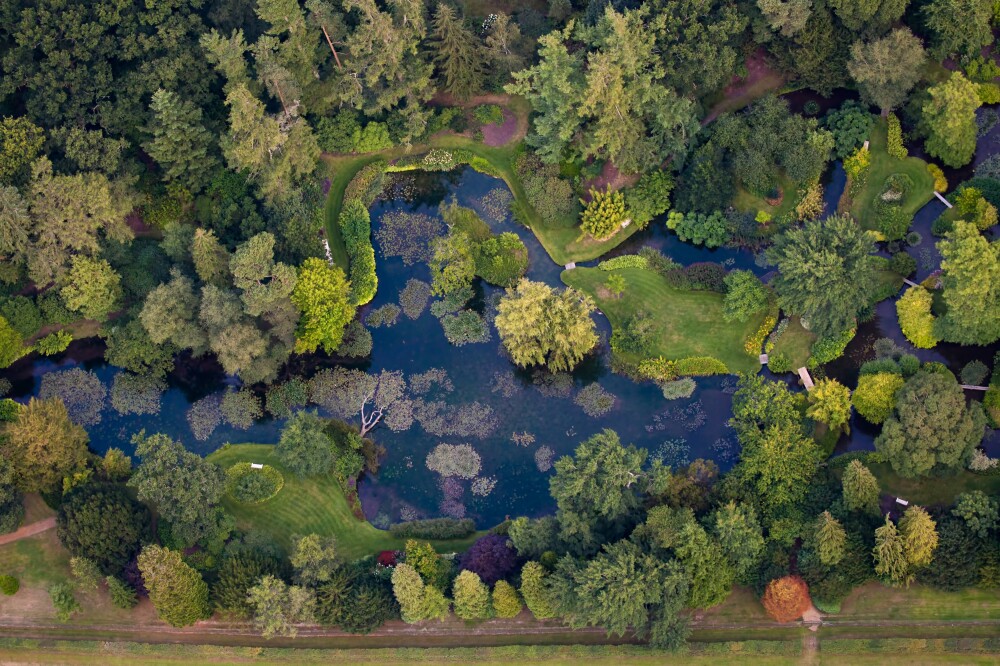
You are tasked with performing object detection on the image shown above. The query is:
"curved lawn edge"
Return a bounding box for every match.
[206,444,483,560]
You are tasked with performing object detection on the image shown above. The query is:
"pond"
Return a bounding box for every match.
[2,134,999,528]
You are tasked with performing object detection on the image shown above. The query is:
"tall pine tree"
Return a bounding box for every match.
[429,4,485,100]
[146,89,218,193]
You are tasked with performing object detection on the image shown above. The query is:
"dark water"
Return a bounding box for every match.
[3,125,999,526]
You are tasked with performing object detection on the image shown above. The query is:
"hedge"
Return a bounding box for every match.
[343,160,387,207]
[224,463,284,505]
[388,517,476,539]
[0,575,18,595]
[597,255,648,271]
[675,356,728,376]
[338,199,378,305]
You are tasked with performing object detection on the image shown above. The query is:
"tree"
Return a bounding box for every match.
[0,117,45,187]
[873,515,911,586]
[899,505,938,569]
[875,370,985,478]
[492,580,522,618]
[391,563,449,623]
[49,582,81,622]
[922,0,994,59]
[897,286,939,348]
[291,258,354,354]
[757,0,811,37]
[458,534,518,585]
[842,459,881,515]
[56,484,151,576]
[723,271,769,323]
[140,271,208,353]
[221,83,285,177]
[806,378,852,433]
[736,424,821,514]
[711,502,765,579]
[954,188,999,232]
[952,491,999,539]
[827,0,908,34]
[847,29,926,113]
[60,256,122,322]
[404,539,447,589]
[550,429,646,555]
[138,545,211,627]
[667,510,735,609]
[761,576,811,622]
[191,229,230,287]
[276,411,335,478]
[291,534,339,587]
[146,89,218,193]
[814,511,847,566]
[229,232,297,317]
[580,187,626,240]
[0,186,30,260]
[248,575,316,638]
[767,215,877,338]
[520,561,556,619]
[495,279,598,373]
[429,4,484,99]
[921,73,981,168]
[936,222,1000,345]
[852,372,905,424]
[213,552,282,617]
[1,398,89,494]
[429,232,476,297]
[128,432,232,549]
[453,570,492,620]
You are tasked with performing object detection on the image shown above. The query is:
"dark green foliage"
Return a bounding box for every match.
[389,518,476,539]
[264,378,309,419]
[277,410,335,478]
[0,295,42,338]
[56,484,151,576]
[106,576,138,609]
[213,552,282,618]
[316,110,361,153]
[440,309,490,346]
[674,142,734,213]
[514,152,579,224]
[889,252,916,277]
[824,101,875,159]
[917,517,982,590]
[0,575,18,595]
[624,170,673,227]
[475,233,528,287]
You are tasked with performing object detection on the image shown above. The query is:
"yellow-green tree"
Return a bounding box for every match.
[492,580,523,618]
[897,287,939,348]
[851,372,904,424]
[291,258,355,353]
[806,378,852,433]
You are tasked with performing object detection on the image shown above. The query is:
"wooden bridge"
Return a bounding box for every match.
[798,367,815,390]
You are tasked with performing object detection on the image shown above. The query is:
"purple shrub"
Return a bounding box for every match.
[458,534,519,585]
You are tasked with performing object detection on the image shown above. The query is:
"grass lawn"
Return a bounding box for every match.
[850,118,935,233]
[561,266,764,374]
[0,529,71,589]
[206,444,482,560]
[863,462,1000,507]
[732,172,801,221]
[769,316,816,369]
[837,581,1000,622]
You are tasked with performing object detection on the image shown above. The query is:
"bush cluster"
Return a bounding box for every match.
[474,233,528,287]
[675,356,728,376]
[808,328,856,366]
[886,113,907,159]
[874,173,914,240]
[389,517,476,539]
[339,199,378,305]
[598,255,648,271]
[665,211,729,248]
[224,463,284,505]
[624,170,673,227]
[343,161,387,208]
[472,104,504,126]
[440,310,490,346]
[926,164,948,193]
[897,287,938,348]
[580,187,627,240]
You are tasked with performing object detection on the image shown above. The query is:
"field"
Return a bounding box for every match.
[849,118,936,233]
[207,445,482,560]
[561,266,765,374]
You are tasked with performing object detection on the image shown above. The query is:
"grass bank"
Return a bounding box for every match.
[560,266,764,374]
[862,462,1000,507]
[850,118,936,233]
[206,444,482,559]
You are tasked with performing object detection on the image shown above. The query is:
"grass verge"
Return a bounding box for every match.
[206,444,481,559]
[560,266,764,374]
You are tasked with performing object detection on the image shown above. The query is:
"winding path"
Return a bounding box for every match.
[0,517,56,546]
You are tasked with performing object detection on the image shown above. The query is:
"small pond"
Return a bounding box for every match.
[3,122,1000,527]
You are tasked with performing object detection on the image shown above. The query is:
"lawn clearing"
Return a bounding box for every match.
[849,118,936,233]
[836,581,1000,622]
[769,316,816,369]
[863,462,1000,507]
[561,266,764,374]
[207,444,482,560]
[732,172,801,221]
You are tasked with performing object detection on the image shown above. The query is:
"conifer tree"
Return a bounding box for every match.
[842,460,881,515]
[898,505,938,569]
[146,89,218,193]
[429,4,485,100]
[138,545,211,627]
[453,570,492,620]
[814,511,847,566]
[873,515,910,587]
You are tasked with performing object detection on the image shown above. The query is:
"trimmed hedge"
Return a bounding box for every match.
[388,517,476,539]
[675,356,728,376]
[224,463,284,505]
[339,199,378,305]
[343,160,387,207]
[597,255,648,271]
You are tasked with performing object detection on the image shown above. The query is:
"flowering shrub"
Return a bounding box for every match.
[745,311,778,355]
[422,149,456,171]
[675,357,728,376]
[426,443,482,479]
[637,357,678,382]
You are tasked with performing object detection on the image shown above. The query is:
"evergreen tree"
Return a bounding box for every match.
[520,561,556,619]
[452,570,492,620]
[814,511,847,566]
[247,575,317,638]
[59,256,123,322]
[899,505,939,569]
[138,545,211,627]
[146,89,218,193]
[922,0,994,59]
[191,229,231,287]
[429,4,485,100]
[873,515,910,586]
[842,459,881,515]
[492,580,523,618]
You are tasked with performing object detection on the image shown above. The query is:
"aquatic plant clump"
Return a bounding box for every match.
[410,369,454,396]
[511,431,536,447]
[221,389,263,430]
[110,373,166,416]
[471,476,497,497]
[654,439,691,468]
[573,383,617,417]
[225,463,284,505]
[534,446,555,472]
[425,443,482,479]
[479,188,513,223]
[531,371,574,398]
[440,310,491,346]
[187,394,223,441]
[375,211,445,265]
[414,400,498,439]
[661,378,697,400]
[38,368,106,426]
[366,303,401,328]
[399,279,432,319]
[490,371,521,398]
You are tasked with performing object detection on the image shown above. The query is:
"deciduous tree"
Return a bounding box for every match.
[806,378,852,433]
[847,29,926,113]
[936,222,1000,345]
[921,73,981,168]
[1,398,89,494]
[761,576,811,622]
[60,256,123,321]
[57,484,151,576]
[247,575,316,638]
[291,258,354,353]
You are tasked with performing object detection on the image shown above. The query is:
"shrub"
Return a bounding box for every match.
[0,398,19,422]
[339,200,378,305]
[225,463,284,504]
[762,576,812,623]
[677,262,728,292]
[580,187,627,240]
[353,122,393,153]
[36,330,72,355]
[662,378,697,400]
[315,110,360,153]
[475,233,528,287]
[803,100,820,116]
[977,83,1000,105]
[624,170,673,227]
[0,575,18,595]
[440,310,490,346]
[598,255,648,271]
[343,161,387,207]
[889,252,916,277]
[492,580,523,618]
[844,147,871,191]
[809,328,856,366]
[336,321,373,357]
[927,164,948,192]
[768,352,792,373]
[459,534,518,585]
[886,113,907,159]
[637,357,678,382]
[389,518,476,539]
[0,295,42,338]
[472,104,504,126]
[573,383,616,417]
[666,211,729,248]
[675,356,728,376]
[49,582,81,622]
[745,311,778,355]
[955,187,998,231]
[852,372,905,424]
[960,360,989,386]
[897,287,938,348]
[514,152,578,224]
[824,101,874,159]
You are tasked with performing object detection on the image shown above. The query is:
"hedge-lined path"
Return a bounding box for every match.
[0,517,56,546]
